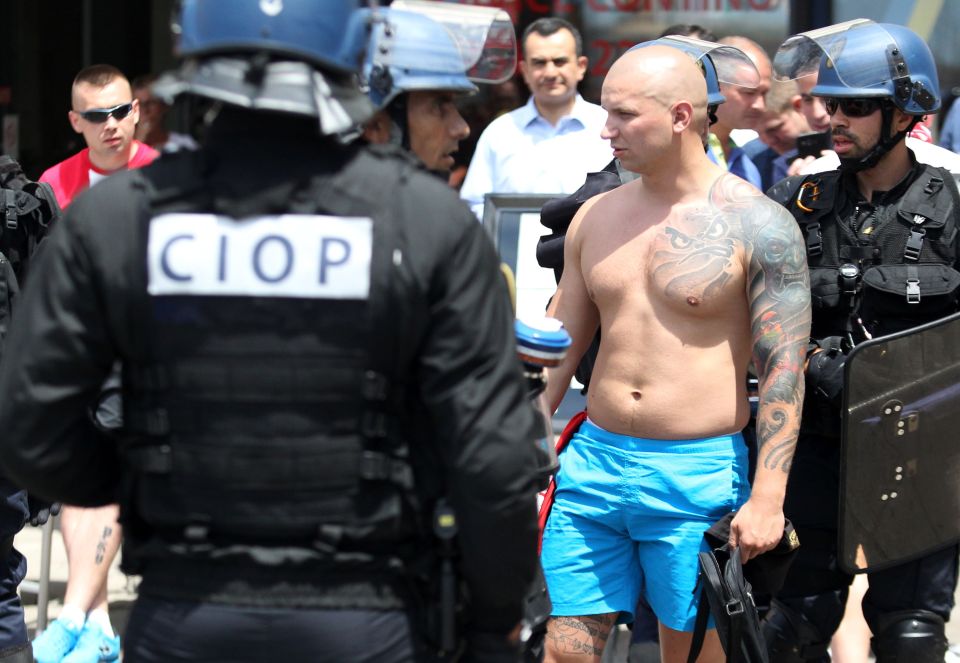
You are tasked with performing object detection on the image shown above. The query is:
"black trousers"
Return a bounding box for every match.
[0,478,27,650]
[777,432,959,637]
[124,596,418,663]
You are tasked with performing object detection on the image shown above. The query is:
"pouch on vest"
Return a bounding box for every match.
[808,267,843,310]
[860,263,960,335]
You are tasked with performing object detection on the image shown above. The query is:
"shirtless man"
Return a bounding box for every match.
[540,46,811,663]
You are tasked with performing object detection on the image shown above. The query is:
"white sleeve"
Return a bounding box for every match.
[459,128,495,221]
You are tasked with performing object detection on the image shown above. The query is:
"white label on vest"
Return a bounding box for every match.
[147,213,373,299]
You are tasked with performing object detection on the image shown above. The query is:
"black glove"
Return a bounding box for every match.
[27,496,61,527]
[461,632,521,663]
[806,339,847,405]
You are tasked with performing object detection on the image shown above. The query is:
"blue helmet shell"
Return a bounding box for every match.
[811,22,940,114]
[365,9,478,110]
[176,0,369,75]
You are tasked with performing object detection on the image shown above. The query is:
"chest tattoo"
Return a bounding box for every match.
[653,209,739,303]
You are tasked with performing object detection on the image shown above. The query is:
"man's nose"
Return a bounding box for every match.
[813,100,829,120]
[450,111,469,141]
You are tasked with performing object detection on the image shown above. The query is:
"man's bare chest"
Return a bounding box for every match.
[582,207,747,314]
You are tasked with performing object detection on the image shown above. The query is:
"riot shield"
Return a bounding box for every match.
[840,310,960,574]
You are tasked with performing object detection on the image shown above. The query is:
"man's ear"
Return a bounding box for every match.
[673,101,693,133]
[892,108,916,134]
[790,94,803,113]
[574,55,588,82]
[67,110,83,135]
[362,110,392,145]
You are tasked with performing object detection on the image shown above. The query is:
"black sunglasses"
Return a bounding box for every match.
[822,97,884,118]
[77,102,133,124]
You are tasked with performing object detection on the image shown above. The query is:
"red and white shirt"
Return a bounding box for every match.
[39,140,160,209]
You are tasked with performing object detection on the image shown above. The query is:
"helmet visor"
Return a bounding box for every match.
[773,18,904,91]
[654,36,760,89]
[384,0,516,85]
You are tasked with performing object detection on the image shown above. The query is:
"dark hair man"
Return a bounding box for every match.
[361,5,513,178]
[40,65,158,209]
[0,1,540,661]
[32,62,159,663]
[459,17,611,219]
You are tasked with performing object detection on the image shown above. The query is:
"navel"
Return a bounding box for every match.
[686,296,700,306]
[631,391,642,401]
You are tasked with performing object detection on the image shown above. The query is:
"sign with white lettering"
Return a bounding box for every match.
[147,213,373,299]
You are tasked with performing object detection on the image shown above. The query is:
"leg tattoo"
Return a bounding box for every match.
[546,614,617,658]
[94,526,113,565]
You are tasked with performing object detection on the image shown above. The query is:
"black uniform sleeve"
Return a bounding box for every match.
[417,211,540,635]
[0,209,119,505]
[536,159,620,282]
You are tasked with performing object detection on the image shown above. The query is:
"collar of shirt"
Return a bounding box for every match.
[840,153,923,207]
[517,94,593,134]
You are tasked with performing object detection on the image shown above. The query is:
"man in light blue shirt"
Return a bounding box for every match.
[459,18,611,219]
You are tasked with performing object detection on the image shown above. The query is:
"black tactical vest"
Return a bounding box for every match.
[119,149,423,573]
[770,164,960,341]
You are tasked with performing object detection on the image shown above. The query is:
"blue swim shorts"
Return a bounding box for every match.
[541,418,750,632]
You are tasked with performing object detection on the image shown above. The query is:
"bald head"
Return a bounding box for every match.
[605,45,708,128]
[601,45,712,172]
[718,36,772,80]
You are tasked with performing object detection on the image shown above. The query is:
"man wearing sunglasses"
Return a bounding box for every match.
[764,21,959,663]
[31,64,158,663]
[39,64,158,210]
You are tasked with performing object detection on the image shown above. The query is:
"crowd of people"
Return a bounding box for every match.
[0,2,955,663]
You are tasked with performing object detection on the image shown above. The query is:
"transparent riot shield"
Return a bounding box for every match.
[384,0,517,84]
[840,310,960,574]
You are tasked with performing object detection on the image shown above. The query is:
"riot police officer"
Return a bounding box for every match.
[360,4,514,177]
[765,20,959,663]
[0,2,541,662]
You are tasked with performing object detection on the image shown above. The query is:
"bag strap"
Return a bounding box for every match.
[689,550,731,663]
[689,547,754,663]
[726,547,749,663]
[687,568,712,663]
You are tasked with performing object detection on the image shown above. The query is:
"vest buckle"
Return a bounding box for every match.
[906,278,921,304]
[3,190,18,230]
[904,228,925,262]
[805,222,823,258]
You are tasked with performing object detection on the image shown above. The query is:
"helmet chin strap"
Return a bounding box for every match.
[382,93,449,181]
[385,94,410,151]
[838,105,916,173]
